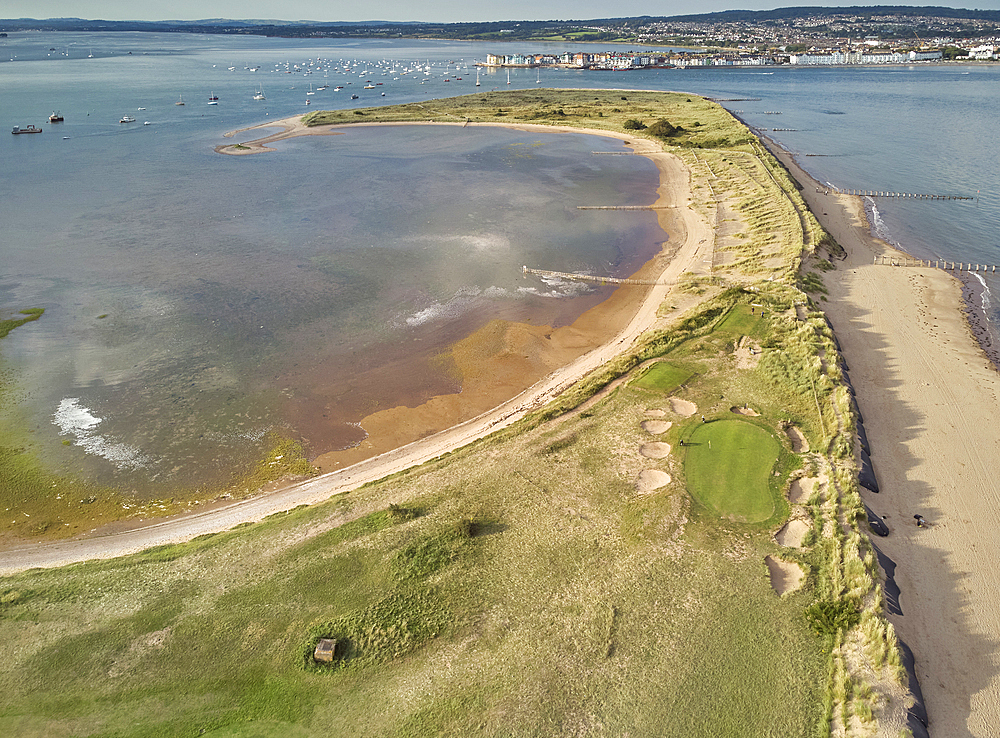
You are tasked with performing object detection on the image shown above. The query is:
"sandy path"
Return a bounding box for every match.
[0,122,713,576]
[772,145,1000,736]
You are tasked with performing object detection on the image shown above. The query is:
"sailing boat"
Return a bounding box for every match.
[507,69,510,85]
[536,67,541,84]
[253,84,266,101]
[476,67,480,86]
[175,94,185,106]
[208,92,219,105]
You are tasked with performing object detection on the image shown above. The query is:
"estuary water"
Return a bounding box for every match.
[2,31,998,494]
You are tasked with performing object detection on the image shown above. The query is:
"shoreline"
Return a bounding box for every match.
[764,136,1000,736]
[0,119,715,572]
[753,124,1000,374]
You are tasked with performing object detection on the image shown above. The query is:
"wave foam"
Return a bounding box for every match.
[53,398,152,470]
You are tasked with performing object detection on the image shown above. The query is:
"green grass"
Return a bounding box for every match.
[715,303,767,339]
[0,350,826,737]
[632,361,694,393]
[684,419,782,522]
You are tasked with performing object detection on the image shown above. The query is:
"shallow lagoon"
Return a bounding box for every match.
[2,46,665,492]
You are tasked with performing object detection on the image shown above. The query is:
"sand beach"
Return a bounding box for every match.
[768,143,1000,736]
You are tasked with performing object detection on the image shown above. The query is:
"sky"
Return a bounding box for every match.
[13,1,1000,24]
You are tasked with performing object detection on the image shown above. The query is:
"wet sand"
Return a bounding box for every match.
[768,141,1000,736]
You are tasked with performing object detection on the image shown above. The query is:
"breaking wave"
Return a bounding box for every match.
[53,398,152,470]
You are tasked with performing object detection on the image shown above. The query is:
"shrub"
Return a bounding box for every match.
[647,119,679,139]
[623,119,647,130]
[805,599,860,636]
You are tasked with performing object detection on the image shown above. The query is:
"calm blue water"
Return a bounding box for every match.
[3,32,998,492]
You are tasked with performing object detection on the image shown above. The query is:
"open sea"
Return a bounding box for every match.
[3,32,999,494]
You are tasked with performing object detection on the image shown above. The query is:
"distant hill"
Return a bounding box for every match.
[3,7,1000,39]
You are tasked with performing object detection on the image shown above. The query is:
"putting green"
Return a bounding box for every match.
[684,419,780,522]
[633,361,693,393]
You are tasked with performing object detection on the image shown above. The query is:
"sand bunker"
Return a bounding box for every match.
[640,442,671,459]
[668,398,697,417]
[787,476,820,504]
[731,405,760,417]
[785,425,809,453]
[645,409,667,418]
[637,469,671,494]
[734,336,762,369]
[641,420,673,435]
[775,518,811,548]
[765,555,805,595]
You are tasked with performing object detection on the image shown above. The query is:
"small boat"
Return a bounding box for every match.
[12,125,42,134]
[351,94,359,99]
[175,95,185,106]
[120,115,136,123]
[143,121,151,126]
[49,111,64,123]
[209,92,219,101]
[253,85,266,100]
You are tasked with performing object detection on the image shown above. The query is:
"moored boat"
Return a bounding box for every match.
[49,111,64,123]
[120,115,136,123]
[12,124,42,134]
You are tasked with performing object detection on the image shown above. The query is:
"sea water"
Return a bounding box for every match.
[0,33,665,492]
[3,32,999,493]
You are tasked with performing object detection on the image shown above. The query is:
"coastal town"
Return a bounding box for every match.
[484,46,950,69]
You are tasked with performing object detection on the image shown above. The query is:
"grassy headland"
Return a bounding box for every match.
[1,91,904,736]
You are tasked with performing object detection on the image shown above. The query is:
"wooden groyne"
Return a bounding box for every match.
[576,205,671,211]
[522,266,662,286]
[591,151,637,155]
[874,255,999,272]
[829,187,975,201]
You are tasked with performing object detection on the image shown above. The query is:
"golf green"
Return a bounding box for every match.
[685,419,780,522]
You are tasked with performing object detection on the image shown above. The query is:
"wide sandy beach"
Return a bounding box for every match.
[768,143,1000,736]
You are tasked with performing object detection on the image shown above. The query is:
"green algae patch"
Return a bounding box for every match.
[0,308,44,340]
